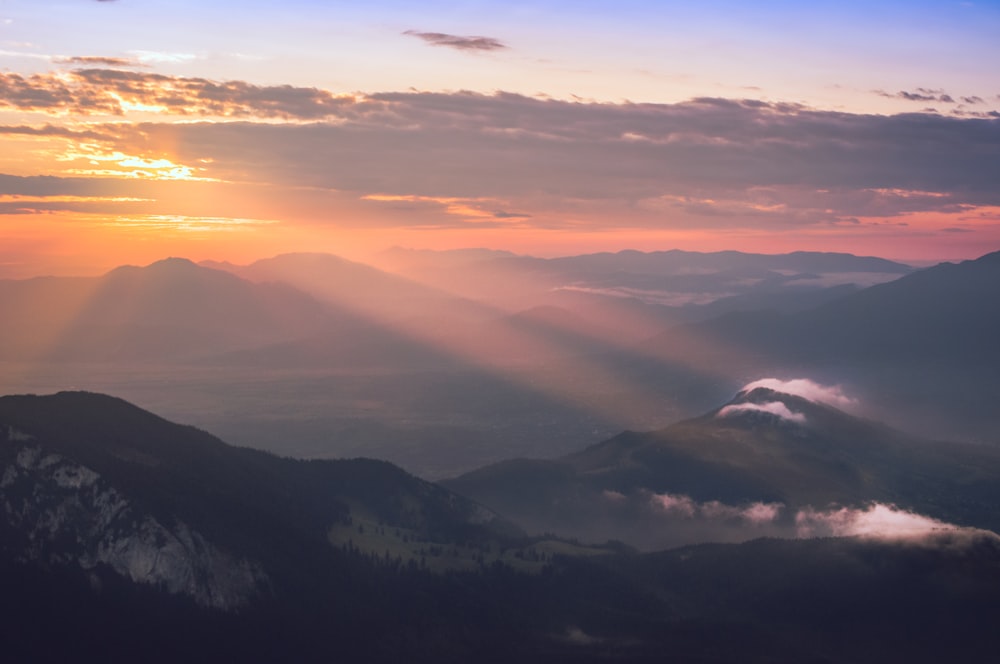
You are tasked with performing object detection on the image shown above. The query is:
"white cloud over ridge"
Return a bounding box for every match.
[717,400,807,423]
[739,378,858,410]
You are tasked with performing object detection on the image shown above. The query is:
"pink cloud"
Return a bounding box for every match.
[740,378,858,409]
[649,492,783,524]
[795,503,960,540]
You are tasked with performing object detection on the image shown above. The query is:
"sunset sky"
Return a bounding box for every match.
[2,0,999,277]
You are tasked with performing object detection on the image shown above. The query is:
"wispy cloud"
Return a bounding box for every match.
[717,401,807,423]
[878,87,957,103]
[648,492,783,525]
[54,55,141,67]
[404,30,507,52]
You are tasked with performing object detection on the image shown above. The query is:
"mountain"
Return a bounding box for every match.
[444,382,1000,550]
[0,392,515,586]
[0,257,477,372]
[0,257,710,478]
[650,249,1000,364]
[375,247,911,318]
[3,391,999,663]
[0,391,578,662]
[203,252,491,325]
[643,249,1000,440]
[0,258,339,362]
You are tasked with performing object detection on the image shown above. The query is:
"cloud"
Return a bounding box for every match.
[54,55,140,67]
[648,492,783,525]
[601,489,627,503]
[649,492,697,517]
[717,401,807,423]
[404,30,507,52]
[608,490,996,550]
[0,123,112,140]
[0,69,360,118]
[92,90,999,217]
[795,503,969,541]
[5,82,999,232]
[648,493,995,545]
[884,88,958,104]
[739,378,858,409]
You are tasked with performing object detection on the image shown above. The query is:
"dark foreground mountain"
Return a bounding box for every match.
[445,382,1000,550]
[3,391,1000,663]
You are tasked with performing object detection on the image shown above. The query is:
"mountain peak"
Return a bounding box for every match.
[106,257,203,278]
[732,378,858,410]
[148,257,198,269]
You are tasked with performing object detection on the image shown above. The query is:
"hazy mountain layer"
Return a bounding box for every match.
[446,381,1000,550]
[1,248,996,480]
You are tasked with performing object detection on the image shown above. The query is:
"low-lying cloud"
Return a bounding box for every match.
[717,400,807,423]
[582,488,1000,551]
[647,491,783,526]
[794,503,988,542]
[634,491,994,547]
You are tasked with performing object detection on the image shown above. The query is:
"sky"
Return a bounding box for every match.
[1,0,999,277]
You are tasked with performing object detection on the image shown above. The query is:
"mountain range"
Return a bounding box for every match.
[445,380,1000,550]
[3,390,1000,663]
[1,248,998,480]
[644,249,1000,441]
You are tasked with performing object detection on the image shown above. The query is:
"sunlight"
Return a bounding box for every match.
[57,143,213,181]
[103,215,281,234]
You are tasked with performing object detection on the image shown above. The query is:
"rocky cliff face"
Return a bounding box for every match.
[1,426,267,610]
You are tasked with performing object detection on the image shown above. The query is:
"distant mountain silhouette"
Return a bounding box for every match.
[377,247,911,317]
[0,259,340,361]
[204,252,490,325]
[648,249,1000,364]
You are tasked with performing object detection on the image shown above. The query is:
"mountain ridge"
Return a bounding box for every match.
[445,380,1000,550]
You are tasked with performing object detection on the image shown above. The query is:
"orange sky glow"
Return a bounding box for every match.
[2,1,999,277]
